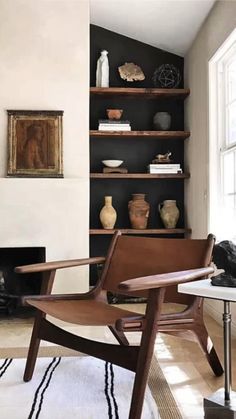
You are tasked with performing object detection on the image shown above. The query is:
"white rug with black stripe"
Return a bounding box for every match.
[0,356,159,419]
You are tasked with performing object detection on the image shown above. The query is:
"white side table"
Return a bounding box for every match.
[178,279,236,418]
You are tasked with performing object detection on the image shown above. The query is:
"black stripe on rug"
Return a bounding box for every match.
[28,357,61,419]
[104,362,119,419]
[0,358,13,378]
[105,361,113,418]
[109,363,119,419]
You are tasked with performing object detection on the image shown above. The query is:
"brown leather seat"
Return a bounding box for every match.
[28,298,143,326]
[15,232,223,419]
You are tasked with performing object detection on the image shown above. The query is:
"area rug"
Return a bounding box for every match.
[149,357,182,419]
[0,356,159,419]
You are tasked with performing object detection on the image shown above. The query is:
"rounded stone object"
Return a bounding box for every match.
[153,112,171,130]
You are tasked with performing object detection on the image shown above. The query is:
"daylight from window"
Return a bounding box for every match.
[209,29,236,243]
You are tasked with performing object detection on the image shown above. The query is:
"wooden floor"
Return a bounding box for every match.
[154,313,235,418]
[0,304,235,418]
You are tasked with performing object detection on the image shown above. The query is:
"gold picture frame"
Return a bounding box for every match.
[7,110,63,177]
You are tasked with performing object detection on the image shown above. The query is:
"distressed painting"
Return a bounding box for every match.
[7,110,63,177]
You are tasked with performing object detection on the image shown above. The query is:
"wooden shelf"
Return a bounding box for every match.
[90,87,190,99]
[90,173,190,179]
[90,130,190,139]
[90,228,191,235]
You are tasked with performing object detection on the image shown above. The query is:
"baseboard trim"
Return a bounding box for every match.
[204,302,236,337]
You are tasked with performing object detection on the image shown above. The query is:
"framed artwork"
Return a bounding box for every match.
[7,110,63,177]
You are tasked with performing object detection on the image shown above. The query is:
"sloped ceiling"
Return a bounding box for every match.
[90,0,216,56]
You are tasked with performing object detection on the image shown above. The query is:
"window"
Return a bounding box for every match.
[209,29,236,242]
[221,48,236,211]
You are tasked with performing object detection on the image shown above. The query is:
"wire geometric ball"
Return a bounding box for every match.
[152,64,181,88]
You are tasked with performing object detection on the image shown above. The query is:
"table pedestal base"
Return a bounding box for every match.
[204,389,236,418]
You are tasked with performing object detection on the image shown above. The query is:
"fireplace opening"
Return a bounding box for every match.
[0,247,45,316]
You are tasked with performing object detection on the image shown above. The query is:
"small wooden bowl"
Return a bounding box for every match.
[106,109,123,120]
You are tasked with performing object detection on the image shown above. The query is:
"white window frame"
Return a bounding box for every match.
[209,29,236,242]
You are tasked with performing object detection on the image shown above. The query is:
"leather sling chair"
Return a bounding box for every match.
[15,232,223,419]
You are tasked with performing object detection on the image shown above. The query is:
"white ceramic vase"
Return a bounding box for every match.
[96,50,109,87]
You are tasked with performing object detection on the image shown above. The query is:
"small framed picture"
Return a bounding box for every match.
[7,110,63,177]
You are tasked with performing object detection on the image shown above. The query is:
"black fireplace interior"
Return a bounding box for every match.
[0,247,46,315]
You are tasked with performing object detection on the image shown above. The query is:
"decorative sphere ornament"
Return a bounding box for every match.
[152,64,181,88]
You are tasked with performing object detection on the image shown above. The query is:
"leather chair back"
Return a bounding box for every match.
[102,234,214,304]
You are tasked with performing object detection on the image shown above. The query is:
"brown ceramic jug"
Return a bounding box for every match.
[128,194,150,229]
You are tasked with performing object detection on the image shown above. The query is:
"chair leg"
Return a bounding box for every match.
[24,312,43,382]
[24,271,56,382]
[129,288,165,419]
[129,345,155,418]
[193,324,224,377]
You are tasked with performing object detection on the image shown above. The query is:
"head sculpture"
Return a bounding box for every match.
[212,241,236,287]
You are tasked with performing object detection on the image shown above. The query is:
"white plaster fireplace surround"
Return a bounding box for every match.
[0,179,89,294]
[0,0,90,294]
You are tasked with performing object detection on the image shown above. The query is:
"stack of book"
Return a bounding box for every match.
[98,119,131,131]
[148,163,182,174]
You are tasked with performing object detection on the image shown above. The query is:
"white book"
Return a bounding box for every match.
[149,172,182,175]
[98,126,131,131]
[148,165,181,170]
[99,124,131,129]
[148,163,180,169]
[99,119,130,124]
[99,121,130,125]
[149,168,183,174]
[99,122,131,126]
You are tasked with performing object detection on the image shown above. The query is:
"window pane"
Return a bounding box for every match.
[223,151,234,194]
[228,101,236,144]
[228,59,236,102]
[224,194,235,209]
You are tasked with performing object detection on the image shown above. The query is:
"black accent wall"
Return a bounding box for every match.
[90,25,185,286]
[90,25,184,88]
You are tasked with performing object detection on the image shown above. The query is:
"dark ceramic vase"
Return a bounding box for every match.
[153,112,171,130]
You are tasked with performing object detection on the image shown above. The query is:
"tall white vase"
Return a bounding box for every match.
[96,50,109,87]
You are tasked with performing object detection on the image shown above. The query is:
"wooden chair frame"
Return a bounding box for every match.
[15,232,223,419]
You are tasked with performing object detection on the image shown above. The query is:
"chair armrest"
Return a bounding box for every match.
[118,267,214,292]
[14,256,106,274]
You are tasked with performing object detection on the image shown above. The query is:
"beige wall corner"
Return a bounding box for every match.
[185,0,236,328]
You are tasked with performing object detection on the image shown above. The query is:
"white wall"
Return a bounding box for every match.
[0,0,90,293]
[185,0,236,332]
